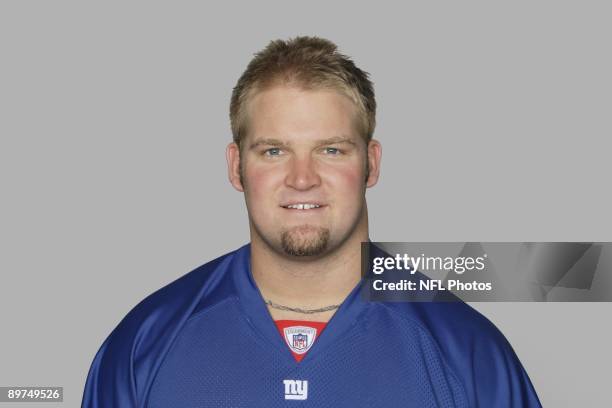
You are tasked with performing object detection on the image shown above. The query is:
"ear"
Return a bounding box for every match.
[366,139,382,188]
[226,142,244,192]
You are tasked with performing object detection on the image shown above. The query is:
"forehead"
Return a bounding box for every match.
[244,86,361,145]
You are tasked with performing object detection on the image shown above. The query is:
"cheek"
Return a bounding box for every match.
[326,164,366,195]
[323,167,367,225]
[243,165,283,201]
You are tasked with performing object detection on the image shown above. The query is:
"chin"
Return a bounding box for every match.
[280,225,331,257]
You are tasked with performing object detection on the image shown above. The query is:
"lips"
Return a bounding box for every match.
[280,202,326,210]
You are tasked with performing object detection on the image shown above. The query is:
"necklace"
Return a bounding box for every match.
[264,299,340,314]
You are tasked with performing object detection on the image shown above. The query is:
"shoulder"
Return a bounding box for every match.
[82,245,246,407]
[390,300,505,348]
[119,247,239,332]
[380,300,510,369]
[380,301,541,407]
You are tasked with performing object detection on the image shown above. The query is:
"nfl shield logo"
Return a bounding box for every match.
[283,326,317,355]
[292,333,308,351]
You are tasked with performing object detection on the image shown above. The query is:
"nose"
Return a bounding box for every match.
[285,154,321,190]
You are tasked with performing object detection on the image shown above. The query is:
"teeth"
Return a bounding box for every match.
[286,203,320,210]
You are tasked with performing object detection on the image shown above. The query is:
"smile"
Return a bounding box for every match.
[282,203,322,210]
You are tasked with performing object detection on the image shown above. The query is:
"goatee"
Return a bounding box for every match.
[281,225,330,257]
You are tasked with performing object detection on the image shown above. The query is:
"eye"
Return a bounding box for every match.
[264,148,283,156]
[323,147,341,155]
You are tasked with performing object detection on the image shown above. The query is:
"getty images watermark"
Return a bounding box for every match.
[361,242,612,302]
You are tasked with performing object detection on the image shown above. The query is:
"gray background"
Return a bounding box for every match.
[1,1,610,406]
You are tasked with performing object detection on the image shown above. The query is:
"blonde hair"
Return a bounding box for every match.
[230,36,376,147]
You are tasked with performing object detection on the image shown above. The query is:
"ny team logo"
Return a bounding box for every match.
[283,326,317,354]
[283,379,308,400]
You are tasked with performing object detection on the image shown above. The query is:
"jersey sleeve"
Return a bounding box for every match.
[407,301,543,407]
[465,320,542,407]
[81,295,184,408]
[81,326,138,407]
[81,253,233,408]
[80,284,190,407]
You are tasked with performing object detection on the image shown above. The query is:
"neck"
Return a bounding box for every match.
[250,219,368,322]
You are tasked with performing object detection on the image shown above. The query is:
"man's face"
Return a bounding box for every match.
[227,86,381,258]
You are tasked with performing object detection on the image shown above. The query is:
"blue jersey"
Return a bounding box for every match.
[82,244,541,407]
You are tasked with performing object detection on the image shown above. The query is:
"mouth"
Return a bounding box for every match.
[280,203,325,210]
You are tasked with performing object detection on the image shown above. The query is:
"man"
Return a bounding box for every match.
[82,36,541,407]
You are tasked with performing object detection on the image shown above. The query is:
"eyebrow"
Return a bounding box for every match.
[248,138,289,149]
[248,136,357,150]
[316,136,357,147]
